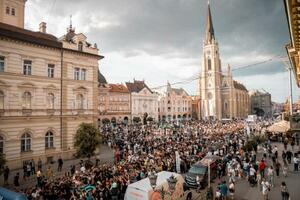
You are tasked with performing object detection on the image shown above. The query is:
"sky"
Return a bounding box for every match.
[25,0,299,103]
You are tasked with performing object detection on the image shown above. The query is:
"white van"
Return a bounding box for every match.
[124,171,193,200]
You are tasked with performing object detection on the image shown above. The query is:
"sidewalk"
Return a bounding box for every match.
[1,145,114,190]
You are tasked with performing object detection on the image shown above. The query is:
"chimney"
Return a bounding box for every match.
[39,22,47,33]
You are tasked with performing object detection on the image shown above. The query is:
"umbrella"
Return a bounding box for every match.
[267,120,290,133]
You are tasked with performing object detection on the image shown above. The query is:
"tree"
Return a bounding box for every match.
[0,154,6,175]
[74,123,101,158]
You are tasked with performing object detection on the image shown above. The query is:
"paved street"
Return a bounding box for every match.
[205,142,300,200]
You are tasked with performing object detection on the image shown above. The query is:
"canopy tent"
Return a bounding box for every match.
[267,120,290,133]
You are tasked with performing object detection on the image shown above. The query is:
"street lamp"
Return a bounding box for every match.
[149,173,178,200]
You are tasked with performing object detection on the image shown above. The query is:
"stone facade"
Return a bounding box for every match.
[249,90,272,117]
[98,75,131,125]
[198,3,249,120]
[0,0,103,169]
[158,82,192,122]
[126,80,158,122]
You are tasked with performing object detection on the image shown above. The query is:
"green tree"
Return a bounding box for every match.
[74,123,101,157]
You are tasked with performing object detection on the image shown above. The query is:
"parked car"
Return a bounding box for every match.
[185,155,221,189]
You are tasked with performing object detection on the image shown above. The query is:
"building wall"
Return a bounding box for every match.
[158,90,192,121]
[0,0,26,28]
[131,88,158,121]
[98,86,131,124]
[0,33,100,170]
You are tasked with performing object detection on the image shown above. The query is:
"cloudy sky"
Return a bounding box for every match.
[25,0,299,103]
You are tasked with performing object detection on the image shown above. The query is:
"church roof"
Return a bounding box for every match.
[125,80,153,93]
[205,2,215,43]
[233,80,248,92]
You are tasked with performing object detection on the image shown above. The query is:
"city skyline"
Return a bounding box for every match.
[25,0,299,102]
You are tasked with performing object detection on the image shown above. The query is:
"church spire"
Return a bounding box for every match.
[205,1,215,43]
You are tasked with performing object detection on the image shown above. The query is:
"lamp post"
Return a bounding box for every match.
[148,173,178,200]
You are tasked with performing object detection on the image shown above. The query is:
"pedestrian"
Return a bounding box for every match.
[219,180,228,200]
[283,162,288,177]
[13,172,20,187]
[293,155,299,171]
[37,158,42,171]
[3,166,10,185]
[259,159,267,178]
[275,161,281,177]
[281,182,289,200]
[47,166,53,179]
[261,178,270,200]
[57,157,63,172]
[228,180,235,200]
[267,166,274,187]
[286,150,292,164]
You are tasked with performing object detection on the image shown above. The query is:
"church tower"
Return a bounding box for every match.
[199,2,222,119]
[0,0,27,28]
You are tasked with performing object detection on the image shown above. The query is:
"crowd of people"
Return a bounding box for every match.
[2,119,299,200]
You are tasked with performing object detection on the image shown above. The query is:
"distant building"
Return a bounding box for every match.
[98,72,131,125]
[198,3,250,120]
[272,102,285,115]
[249,90,272,117]
[158,82,192,122]
[191,95,201,120]
[126,80,158,122]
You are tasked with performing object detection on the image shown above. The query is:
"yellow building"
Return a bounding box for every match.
[0,0,103,169]
[284,0,300,87]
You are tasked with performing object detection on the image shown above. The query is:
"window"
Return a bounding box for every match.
[6,7,9,14]
[81,69,86,80]
[78,42,83,51]
[0,135,3,154]
[23,60,32,75]
[76,94,84,109]
[21,133,31,152]
[207,58,211,71]
[74,68,80,80]
[48,64,54,78]
[11,8,15,16]
[0,91,4,109]
[22,92,31,109]
[45,131,54,149]
[0,56,4,72]
[47,93,55,109]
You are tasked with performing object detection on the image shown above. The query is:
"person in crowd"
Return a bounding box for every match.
[286,150,293,164]
[275,161,281,177]
[57,157,63,172]
[228,180,235,200]
[267,166,274,187]
[38,158,43,171]
[13,172,20,187]
[293,154,299,171]
[261,178,270,200]
[281,181,289,200]
[3,166,10,185]
[283,162,288,177]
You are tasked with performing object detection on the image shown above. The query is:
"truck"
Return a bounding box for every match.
[124,171,193,200]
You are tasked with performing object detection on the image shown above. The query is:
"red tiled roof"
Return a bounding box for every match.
[109,84,129,93]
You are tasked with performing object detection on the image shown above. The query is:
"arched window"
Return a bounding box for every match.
[207,58,211,71]
[21,133,31,152]
[11,8,15,16]
[6,7,10,14]
[76,94,84,109]
[45,131,54,149]
[0,135,4,154]
[78,42,83,51]
[47,93,55,109]
[22,92,32,109]
[0,90,4,109]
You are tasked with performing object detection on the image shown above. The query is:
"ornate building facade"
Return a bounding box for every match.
[199,3,249,120]
[158,82,192,122]
[126,80,158,122]
[0,0,103,169]
[98,72,131,125]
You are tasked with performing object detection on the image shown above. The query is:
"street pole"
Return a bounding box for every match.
[288,67,293,116]
[208,160,211,188]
